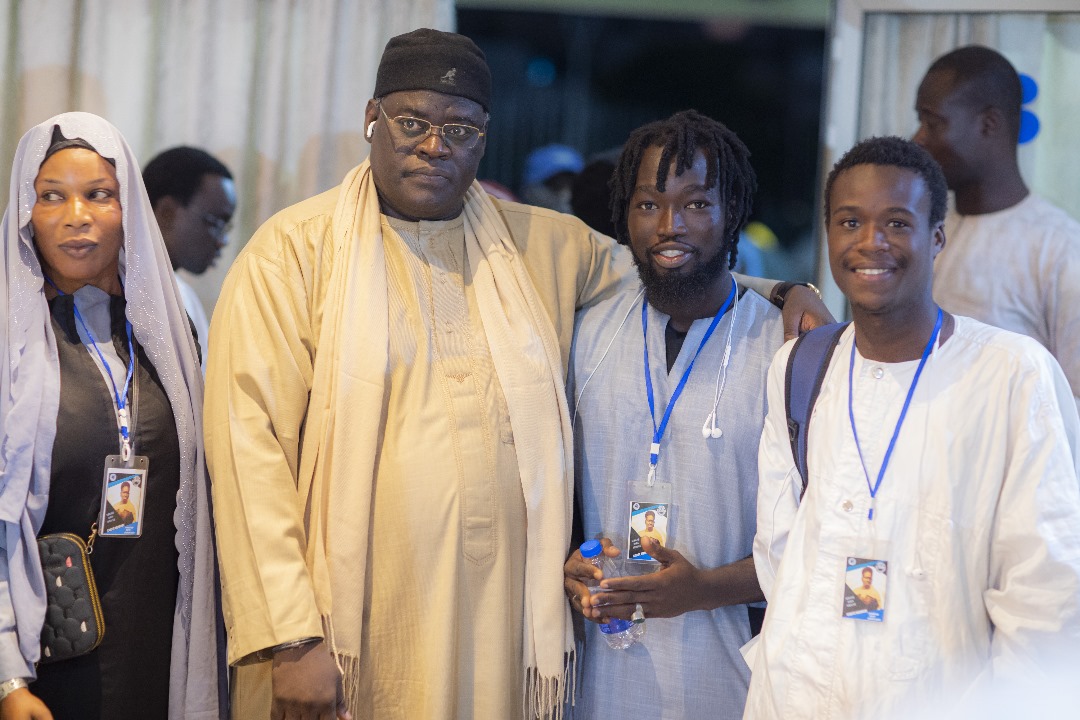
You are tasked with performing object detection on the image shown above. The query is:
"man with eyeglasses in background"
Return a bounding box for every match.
[205,28,830,720]
[143,146,236,359]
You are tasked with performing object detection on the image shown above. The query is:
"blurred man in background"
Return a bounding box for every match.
[143,146,236,355]
[521,142,584,213]
[913,45,1080,410]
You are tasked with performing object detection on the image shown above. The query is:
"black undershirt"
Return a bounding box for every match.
[661,286,748,372]
[664,322,688,373]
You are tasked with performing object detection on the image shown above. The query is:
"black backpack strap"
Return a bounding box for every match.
[784,322,848,498]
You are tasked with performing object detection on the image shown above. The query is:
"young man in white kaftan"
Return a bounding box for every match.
[206,28,832,720]
[564,111,785,719]
[744,136,1080,720]
[912,46,1080,410]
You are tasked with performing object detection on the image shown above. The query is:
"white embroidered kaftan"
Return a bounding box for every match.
[745,318,1080,720]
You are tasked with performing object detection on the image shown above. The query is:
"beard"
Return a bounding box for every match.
[632,241,732,310]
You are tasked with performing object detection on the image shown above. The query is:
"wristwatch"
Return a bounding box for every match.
[254,636,321,662]
[0,677,28,702]
[770,281,821,309]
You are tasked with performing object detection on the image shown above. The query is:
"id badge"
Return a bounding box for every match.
[626,480,672,563]
[99,455,149,538]
[842,556,887,622]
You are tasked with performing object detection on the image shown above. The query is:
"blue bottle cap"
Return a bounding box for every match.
[600,618,634,634]
[579,539,602,558]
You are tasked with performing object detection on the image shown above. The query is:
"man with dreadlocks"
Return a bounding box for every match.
[563,110,788,719]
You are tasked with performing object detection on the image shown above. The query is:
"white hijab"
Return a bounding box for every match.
[0,112,224,718]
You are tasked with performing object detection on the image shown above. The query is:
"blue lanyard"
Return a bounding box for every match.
[848,308,942,520]
[50,280,137,460]
[642,279,737,484]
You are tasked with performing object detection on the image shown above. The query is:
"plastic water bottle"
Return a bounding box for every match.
[579,539,644,649]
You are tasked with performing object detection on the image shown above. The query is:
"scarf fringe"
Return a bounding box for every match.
[329,610,574,719]
[324,614,361,715]
[336,652,362,716]
[524,649,576,720]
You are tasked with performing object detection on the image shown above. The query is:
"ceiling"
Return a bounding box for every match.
[456,0,831,27]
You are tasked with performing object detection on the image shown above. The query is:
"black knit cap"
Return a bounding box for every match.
[373,28,492,111]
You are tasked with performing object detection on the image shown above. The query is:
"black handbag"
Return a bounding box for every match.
[36,530,104,663]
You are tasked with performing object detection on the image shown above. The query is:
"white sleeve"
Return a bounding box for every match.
[986,346,1080,678]
[732,273,777,305]
[754,340,803,601]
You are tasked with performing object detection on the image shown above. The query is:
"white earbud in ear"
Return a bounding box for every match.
[366,121,376,139]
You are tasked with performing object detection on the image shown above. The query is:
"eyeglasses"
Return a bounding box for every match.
[378,105,485,150]
[202,213,233,238]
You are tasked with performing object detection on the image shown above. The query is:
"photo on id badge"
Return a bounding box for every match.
[843,557,887,622]
[100,468,146,537]
[628,501,669,561]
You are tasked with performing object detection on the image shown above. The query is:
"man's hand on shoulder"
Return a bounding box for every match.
[271,640,352,720]
[776,283,835,341]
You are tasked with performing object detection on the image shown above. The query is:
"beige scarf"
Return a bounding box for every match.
[297,160,574,717]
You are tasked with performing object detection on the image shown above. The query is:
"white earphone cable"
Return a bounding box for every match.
[701,278,740,439]
[572,287,646,427]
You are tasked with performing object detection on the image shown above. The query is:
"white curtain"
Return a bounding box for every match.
[858,12,1080,220]
[0,0,454,309]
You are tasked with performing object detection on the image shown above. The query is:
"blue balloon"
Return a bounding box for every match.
[1019,73,1038,104]
[1019,109,1040,144]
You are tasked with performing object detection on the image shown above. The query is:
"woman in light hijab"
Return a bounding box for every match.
[0,113,225,719]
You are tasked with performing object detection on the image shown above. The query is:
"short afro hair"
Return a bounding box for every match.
[925,45,1022,139]
[143,146,232,208]
[609,109,756,270]
[825,136,948,228]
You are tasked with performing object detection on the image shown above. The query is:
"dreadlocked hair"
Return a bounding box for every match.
[609,109,757,270]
